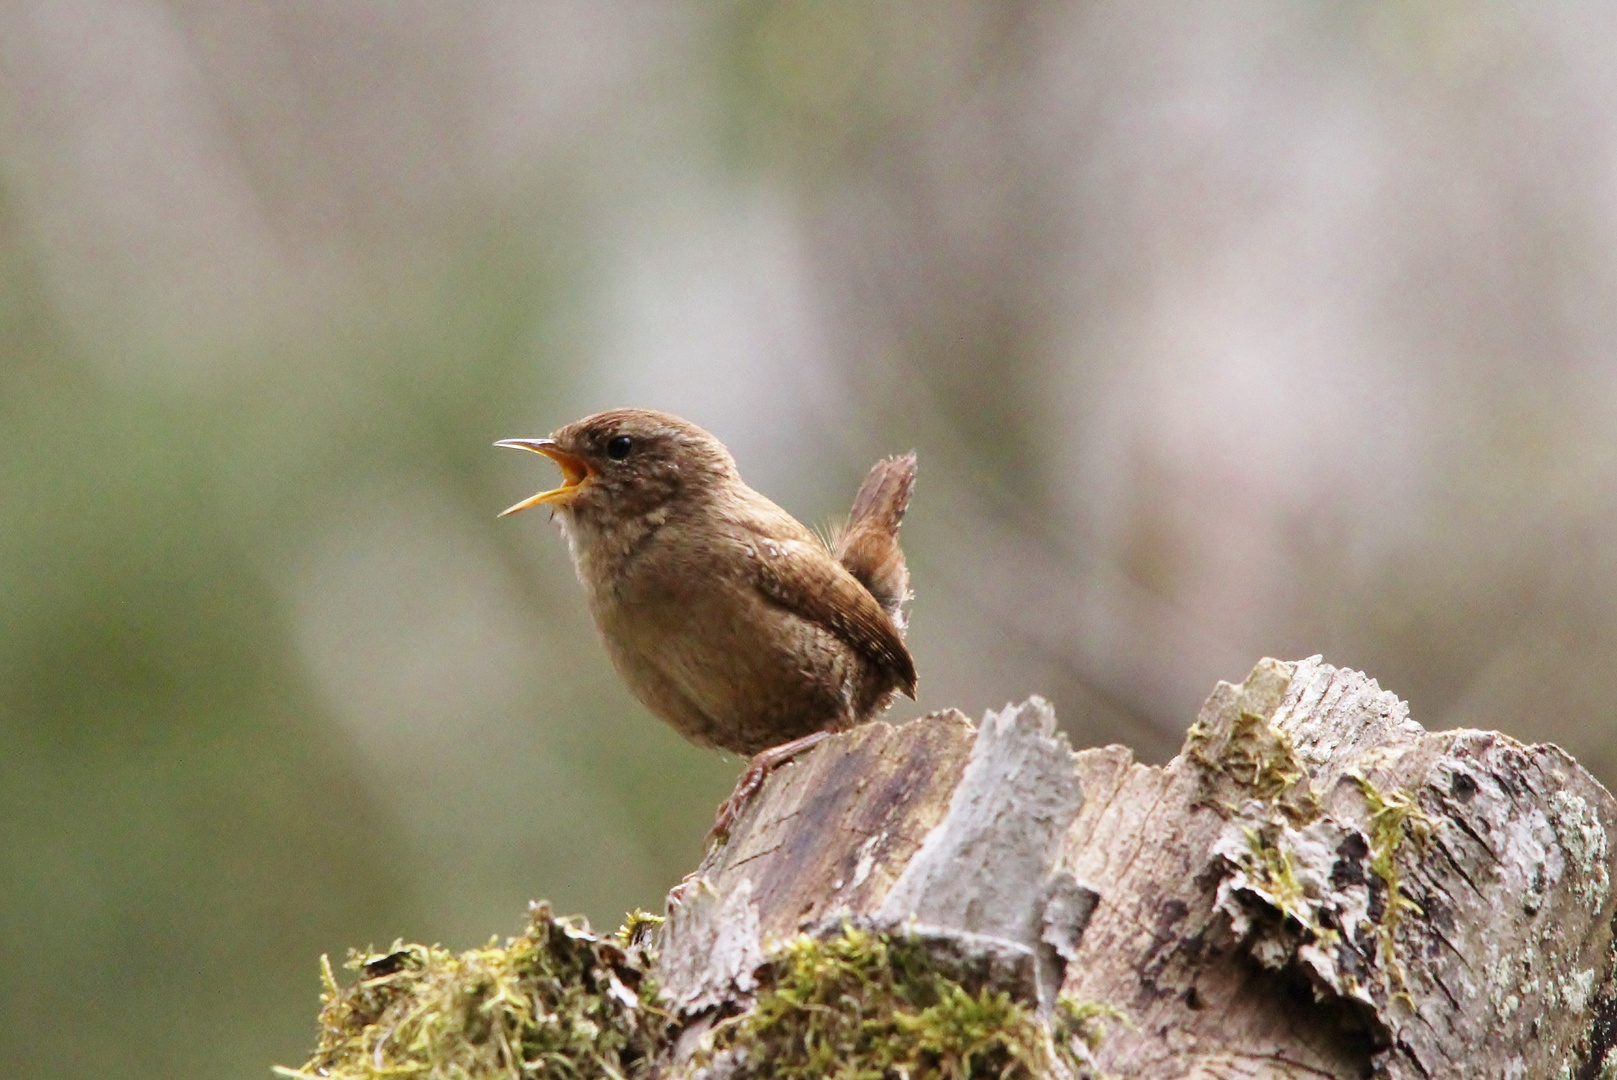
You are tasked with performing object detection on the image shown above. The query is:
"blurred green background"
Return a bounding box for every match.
[6,2,1617,1076]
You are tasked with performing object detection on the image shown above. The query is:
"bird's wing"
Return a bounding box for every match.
[749,534,917,698]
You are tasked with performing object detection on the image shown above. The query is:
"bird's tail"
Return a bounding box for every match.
[835,452,916,631]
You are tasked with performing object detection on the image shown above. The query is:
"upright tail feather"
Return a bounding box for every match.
[835,452,916,631]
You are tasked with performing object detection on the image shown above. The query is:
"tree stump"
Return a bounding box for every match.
[659,656,1617,1078]
[283,657,1617,1079]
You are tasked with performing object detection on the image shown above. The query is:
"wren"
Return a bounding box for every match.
[497,408,917,828]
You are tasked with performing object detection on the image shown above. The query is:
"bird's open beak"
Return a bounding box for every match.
[495,438,595,516]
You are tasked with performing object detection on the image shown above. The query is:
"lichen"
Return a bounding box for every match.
[273,902,667,1080]
[697,922,1113,1079]
[1549,789,1611,912]
[1557,967,1598,1013]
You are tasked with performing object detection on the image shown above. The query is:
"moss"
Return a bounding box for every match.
[701,923,1112,1080]
[276,910,1120,1078]
[1052,997,1130,1056]
[1357,776,1431,925]
[615,909,666,950]
[1188,709,1320,825]
[273,903,666,1080]
[1242,827,1313,931]
[1354,774,1432,995]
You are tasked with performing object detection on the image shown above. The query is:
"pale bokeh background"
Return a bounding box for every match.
[6,3,1617,1077]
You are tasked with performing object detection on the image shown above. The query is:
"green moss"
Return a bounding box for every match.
[615,909,665,949]
[1052,997,1130,1056]
[276,911,1119,1078]
[1357,776,1431,924]
[703,923,1111,1080]
[273,903,666,1080]
[1242,827,1312,930]
[1354,774,1433,994]
[1188,710,1320,825]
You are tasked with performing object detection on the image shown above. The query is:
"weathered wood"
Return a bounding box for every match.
[656,657,1617,1079]
[873,696,1094,1009]
[676,710,978,950]
[1065,656,1617,1078]
[658,700,1096,1020]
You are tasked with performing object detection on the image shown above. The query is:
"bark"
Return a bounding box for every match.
[656,657,1617,1078]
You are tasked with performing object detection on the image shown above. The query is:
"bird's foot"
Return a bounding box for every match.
[707,730,834,843]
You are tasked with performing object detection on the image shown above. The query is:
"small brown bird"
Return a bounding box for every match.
[497,408,917,830]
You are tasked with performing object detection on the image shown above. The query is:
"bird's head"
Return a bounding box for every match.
[496,408,739,532]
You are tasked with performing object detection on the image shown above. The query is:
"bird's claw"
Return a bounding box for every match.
[705,730,834,846]
[707,763,770,844]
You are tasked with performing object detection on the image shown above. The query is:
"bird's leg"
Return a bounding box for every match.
[708,730,834,842]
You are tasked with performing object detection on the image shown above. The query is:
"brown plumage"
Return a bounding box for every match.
[497,408,917,758]
[833,452,916,629]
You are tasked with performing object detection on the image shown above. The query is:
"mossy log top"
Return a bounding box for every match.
[282,658,1617,1079]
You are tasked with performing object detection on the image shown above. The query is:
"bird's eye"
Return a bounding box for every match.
[606,435,633,461]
